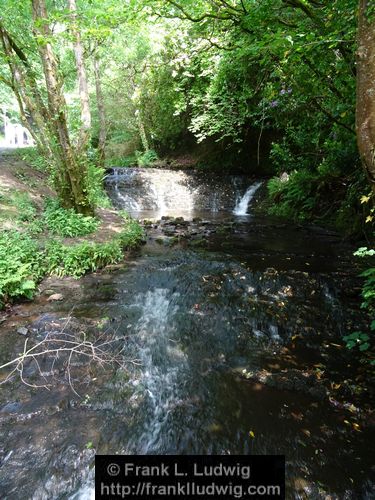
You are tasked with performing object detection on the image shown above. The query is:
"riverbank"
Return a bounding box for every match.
[0,150,145,313]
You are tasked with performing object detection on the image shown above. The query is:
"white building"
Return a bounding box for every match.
[0,109,34,148]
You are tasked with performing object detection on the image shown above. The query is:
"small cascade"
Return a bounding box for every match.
[233,182,262,216]
[111,168,141,210]
[105,168,196,216]
[105,167,258,217]
[127,288,185,453]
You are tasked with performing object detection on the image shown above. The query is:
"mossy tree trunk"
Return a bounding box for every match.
[0,1,93,214]
[356,1,375,195]
[32,0,93,215]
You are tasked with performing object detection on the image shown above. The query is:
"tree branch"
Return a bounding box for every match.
[164,0,235,22]
[312,97,355,134]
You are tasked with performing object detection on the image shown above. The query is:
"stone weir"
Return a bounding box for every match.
[105,167,263,218]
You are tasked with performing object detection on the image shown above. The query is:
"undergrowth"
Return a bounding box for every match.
[43,198,99,237]
[267,169,369,237]
[18,147,51,173]
[0,149,146,308]
[0,218,145,307]
[135,149,159,167]
[2,191,37,222]
[13,192,37,222]
[17,148,111,208]
[45,240,124,278]
[0,231,43,307]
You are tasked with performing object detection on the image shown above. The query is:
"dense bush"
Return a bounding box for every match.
[267,170,319,221]
[267,166,369,236]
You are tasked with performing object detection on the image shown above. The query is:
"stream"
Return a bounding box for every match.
[0,168,374,499]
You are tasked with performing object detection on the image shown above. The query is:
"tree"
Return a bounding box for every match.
[69,0,92,153]
[356,1,375,195]
[93,52,107,166]
[0,0,93,214]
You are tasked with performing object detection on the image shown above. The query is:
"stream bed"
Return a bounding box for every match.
[0,169,374,499]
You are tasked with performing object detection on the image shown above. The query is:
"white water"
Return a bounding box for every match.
[106,168,262,216]
[113,170,141,210]
[108,169,195,216]
[72,288,182,498]
[71,481,94,500]
[233,182,262,215]
[127,288,185,453]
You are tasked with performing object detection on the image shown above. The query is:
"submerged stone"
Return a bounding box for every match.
[16,326,28,336]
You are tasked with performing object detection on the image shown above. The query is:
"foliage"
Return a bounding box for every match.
[135,149,159,167]
[0,0,371,231]
[45,216,144,278]
[86,160,111,208]
[118,217,145,248]
[43,198,99,237]
[267,165,369,235]
[343,331,370,352]
[267,170,319,220]
[0,231,42,306]
[0,190,37,223]
[0,213,144,307]
[343,246,375,359]
[10,191,37,222]
[45,239,123,278]
[354,246,375,317]
[18,147,51,173]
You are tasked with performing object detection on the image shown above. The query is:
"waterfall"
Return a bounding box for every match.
[233,182,262,215]
[112,168,141,210]
[105,167,262,216]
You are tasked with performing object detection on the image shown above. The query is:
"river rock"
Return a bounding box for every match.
[47,293,64,302]
[16,326,29,336]
[162,228,177,236]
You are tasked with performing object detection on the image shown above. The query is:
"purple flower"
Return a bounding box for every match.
[280,89,286,95]
[270,100,279,108]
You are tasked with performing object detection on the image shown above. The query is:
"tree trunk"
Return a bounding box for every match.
[356,1,375,194]
[32,0,93,214]
[0,23,52,155]
[94,55,107,167]
[68,0,91,152]
[136,110,150,152]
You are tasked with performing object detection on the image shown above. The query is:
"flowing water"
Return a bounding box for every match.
[0,168,374,499]
[233,182,263,215]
